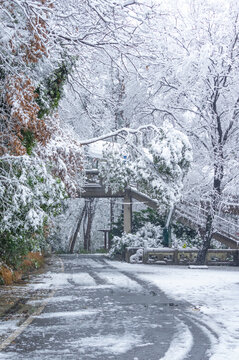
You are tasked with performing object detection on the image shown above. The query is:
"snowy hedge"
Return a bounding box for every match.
[0,156,66,266]
[109,223,164,258]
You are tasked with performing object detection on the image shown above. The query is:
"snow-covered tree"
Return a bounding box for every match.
[0,0,81,264]
[82,123,192,206]
[143,0,239,262]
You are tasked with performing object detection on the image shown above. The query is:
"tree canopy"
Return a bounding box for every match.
[1,0,238,265]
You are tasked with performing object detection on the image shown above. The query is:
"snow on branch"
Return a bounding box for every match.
[84,123,193,207]
[123,1,136,7]
[79,124,159,145]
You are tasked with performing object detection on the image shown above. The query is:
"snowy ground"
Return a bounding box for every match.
[0,255,238,359]
[108,261,239,360]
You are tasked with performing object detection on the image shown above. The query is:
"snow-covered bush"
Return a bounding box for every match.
[170,222,203,249]
[109,220,216,259]
[170,222,225,249]
[171,236,225,250]
[0,155,66,266]
[171,233,203,250]
[109,223,164,258]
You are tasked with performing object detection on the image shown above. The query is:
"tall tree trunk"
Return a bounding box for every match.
[196,148,223,264]
[196,88,225,264]
[69,203,87,253]
[109,198,116,248]
[83,199,98,251]
[196,214,214,264]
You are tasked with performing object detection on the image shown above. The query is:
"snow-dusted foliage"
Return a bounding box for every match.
[109,223,164,258]
[98,123,192,206]
[0,0,51,70]
[172,236,224,251]
[0,156,65,264]
[171,232,203,250]
[36,116,86,196]
[0,0,55,156]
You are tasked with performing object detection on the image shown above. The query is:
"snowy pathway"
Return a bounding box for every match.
[0,255,235,359]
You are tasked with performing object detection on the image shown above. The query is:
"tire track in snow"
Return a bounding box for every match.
[159,317,193,360]
[118,270,216,360]
[186,313,219,359]
[80,257,218,359]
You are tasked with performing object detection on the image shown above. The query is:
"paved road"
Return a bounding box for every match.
[0,255,216,359]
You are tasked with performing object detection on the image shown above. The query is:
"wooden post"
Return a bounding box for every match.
[104,231,107,249]
[143,249,148,264]
[123,190,132,234]
[233,249,239,266]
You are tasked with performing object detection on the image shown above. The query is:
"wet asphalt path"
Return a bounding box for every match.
[0,255,216,359]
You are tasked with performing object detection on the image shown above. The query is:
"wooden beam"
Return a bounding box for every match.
[124,190,132,234]
[78,186,125,198]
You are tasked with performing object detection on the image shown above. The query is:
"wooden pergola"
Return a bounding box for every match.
[79,169,159,234]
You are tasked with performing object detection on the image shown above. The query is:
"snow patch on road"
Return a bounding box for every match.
[70,272,96,286]
[79,284,114,290]
[98,271,142,290]
[160,318,193,360]
[28,271,96,290]
[27,295,78,306]
[34,309,99,319]
[77,258,105,268]
[76,333,142,355]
